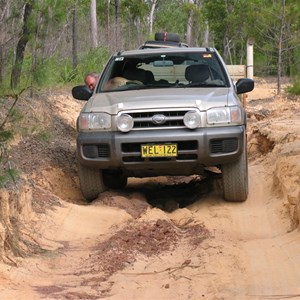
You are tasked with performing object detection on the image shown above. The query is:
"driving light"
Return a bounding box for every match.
[184,110,201,129]
[207,107,241,124]
[78,113,111,130]
[117,114,134,132]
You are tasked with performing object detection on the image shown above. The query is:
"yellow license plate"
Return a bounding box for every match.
[141,144,177,158]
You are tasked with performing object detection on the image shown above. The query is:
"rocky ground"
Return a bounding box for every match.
[0,77,299,299]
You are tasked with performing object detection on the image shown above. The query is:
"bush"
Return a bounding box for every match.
[287,76,300,95]
[0,47,111,92]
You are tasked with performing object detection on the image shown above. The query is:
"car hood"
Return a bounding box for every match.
[84,88,236,114]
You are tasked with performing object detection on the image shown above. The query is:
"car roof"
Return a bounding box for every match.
[139,40,189,49]
[115,47,217,57]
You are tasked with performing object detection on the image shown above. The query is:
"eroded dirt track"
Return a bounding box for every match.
[0,79,300,299]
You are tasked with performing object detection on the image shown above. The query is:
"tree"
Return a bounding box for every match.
[90,0,98,48]
[203,0,253,64]
[148,0,157,34]
[11,1,33,89]
[120,0,148,48]
[0,1,11,84]
[185,0,202,47]
[114,0,120,49]
[155,0,189,42]
[72,0,78,69]
[248,0,300,94]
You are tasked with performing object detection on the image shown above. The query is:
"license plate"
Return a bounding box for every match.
[141,144,177,158]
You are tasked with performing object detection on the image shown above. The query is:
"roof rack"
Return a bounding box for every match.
[139,32,188,49]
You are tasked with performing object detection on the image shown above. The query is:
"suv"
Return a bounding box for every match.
[72,45,254,202]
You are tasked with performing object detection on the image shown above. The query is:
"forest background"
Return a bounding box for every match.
[1,0,300,95]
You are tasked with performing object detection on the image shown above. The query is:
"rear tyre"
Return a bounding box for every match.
[222,140,248,202]
[155,32,180,43]
[78,163,105,202]
[103,173,128,189]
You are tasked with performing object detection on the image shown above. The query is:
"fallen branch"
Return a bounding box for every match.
[121,264,203,276]
[0,87,29,130]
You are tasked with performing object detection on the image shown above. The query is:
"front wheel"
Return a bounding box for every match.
[78,163,106,202]
[222,142,248,202]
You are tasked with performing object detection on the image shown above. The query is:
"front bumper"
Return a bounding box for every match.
[77,126,246,177]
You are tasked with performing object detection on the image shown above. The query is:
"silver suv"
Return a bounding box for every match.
[72,47,254,202]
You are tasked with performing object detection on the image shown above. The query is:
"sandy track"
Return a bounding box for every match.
[0,79,299,299]
[1,162,299,300]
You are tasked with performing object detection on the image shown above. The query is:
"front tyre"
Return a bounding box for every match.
[78,163,105,202]
[222,141,248,202]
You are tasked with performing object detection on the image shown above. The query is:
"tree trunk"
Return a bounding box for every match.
[11,2,33,89]
[0,2,9,85]
[186,0,194,46]
[223,34,229,64]
[149,0,157,34]
[277,0,286,95]
[114,0,119,50]
[72,0,78,69]
[90,0,98,48]
[106,0,110,46]
[203,21,209,47]
[0,44,3,84]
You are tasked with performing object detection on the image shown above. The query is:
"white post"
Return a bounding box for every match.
[247,38,254,79]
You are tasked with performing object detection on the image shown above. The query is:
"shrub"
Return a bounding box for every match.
[287,77,300,95]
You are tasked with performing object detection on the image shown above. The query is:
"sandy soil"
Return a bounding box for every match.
[0,77,300,300]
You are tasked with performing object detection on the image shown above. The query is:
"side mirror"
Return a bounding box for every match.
[236,78,254,94]
[72,85,92,101]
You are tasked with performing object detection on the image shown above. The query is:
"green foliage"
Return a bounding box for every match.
[287,77,300,95]
[0,131,14,143]
[1,0,300,90]
[154,1,188,40]
[37,130,50,143]
[8,47,110,88]
[202,0,226,44]
[0,130,17,188]
[0,167,19,188]
[202,0,254,62]
[75,47,110,83]
[9,108,24,124]
[246,0,300,77]
[121,0,148,20]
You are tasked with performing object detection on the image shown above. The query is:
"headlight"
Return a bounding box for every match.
[78,113,111,130]
[117,114,134,132]
[184,110,201,129]
[207,106,242,124]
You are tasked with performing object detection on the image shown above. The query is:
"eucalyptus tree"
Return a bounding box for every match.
[9,0,77,88]
[147,0,157,34]
[248,0,300,94]
[202,0,253,64]
[120,0,148,48]
[0,0,11,84]
[11,1,33,89]
[72,0,78,69]
[185,0,203,47]
[154,0,190,42]
[90,0,98,48]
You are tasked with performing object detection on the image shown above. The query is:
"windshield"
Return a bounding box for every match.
[98,51,230,92]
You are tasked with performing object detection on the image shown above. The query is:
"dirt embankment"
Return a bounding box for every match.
[0,78,300,300]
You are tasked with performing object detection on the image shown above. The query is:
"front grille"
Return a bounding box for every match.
[83,144,110,158]
[210,139,238,154]
[125,110,190,130]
